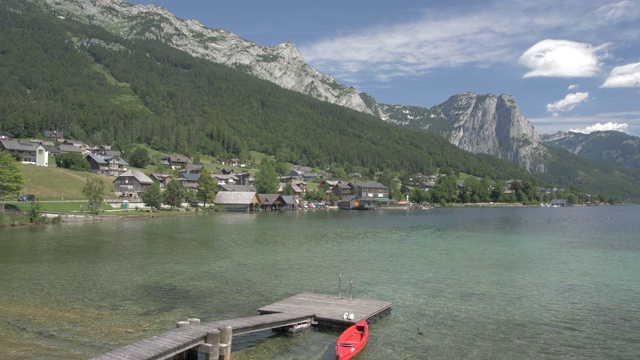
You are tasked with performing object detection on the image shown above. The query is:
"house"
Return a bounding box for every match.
[213,191,260,211]
[281,195,299,210]
[177,173,200,190]
[113,170,154,197]
[234,172,251,185]
[43,130,64,142]
[0,140,37,163]
[257,194,286,211]
[318,180,340,191]
[162,156,189,169]
[97,145,122,157]
[278,180,305,196]
[35,145,48,167]
[213,174,239,185]
[179,165,204,175]
[337,195,360,210]
[86,154,128,176]
[63,140,87,154]
[418,181,437,191]
[0,132,13,140]
[350,182,389,199]
[53,144,83,155]
[331,182,353,198]
[150,173,173,188]
[288,166,320,181]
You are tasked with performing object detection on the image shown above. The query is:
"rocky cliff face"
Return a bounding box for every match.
[433,93,547,172]
[39,0,547,172]
[41,0,374,115]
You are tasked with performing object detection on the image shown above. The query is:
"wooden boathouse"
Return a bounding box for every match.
[93,292,392,360]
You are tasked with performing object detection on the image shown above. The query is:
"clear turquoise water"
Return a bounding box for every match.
[1,206,639,359]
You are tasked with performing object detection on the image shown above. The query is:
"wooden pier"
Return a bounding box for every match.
[258,292,392,328]
[93,292,391,360]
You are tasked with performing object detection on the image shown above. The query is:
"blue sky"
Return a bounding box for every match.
[129,0,640,136]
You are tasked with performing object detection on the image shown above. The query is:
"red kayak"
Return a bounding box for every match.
[335,320,369,360]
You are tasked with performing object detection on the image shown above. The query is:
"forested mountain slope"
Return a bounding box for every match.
[0,0,534,182]
[541,131,640,170]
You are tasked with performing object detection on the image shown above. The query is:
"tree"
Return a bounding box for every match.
[254,161,279,193]
[140,182,163,210]
[55,152,90,171]
[128,147,150,168]
[197,170,217,208]
[82,177,105,215]
[163,179,183,209]
[0,151,25,200]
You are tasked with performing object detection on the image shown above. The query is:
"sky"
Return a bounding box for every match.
[128,0,640,136]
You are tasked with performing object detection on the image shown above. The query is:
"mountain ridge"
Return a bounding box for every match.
[4,0,640,201]
[541,130,640,170]
[36,0,544,171]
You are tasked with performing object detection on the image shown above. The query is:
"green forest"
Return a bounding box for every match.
[2,0,640,202]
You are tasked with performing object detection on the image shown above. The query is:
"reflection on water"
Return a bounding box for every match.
[1,206,639,359]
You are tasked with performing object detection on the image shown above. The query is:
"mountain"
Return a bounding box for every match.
[380,93,547,173]
[541,131,640,169]
[0,0,536,183]
[35,0,540,171]
[5,0,640,201]
[38,0,375,116]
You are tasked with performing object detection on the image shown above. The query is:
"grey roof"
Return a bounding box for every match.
[57,144,82,153]
[115,170,153,184]
[257,194,283,204]
[0,140,36,151]
[351,182,388,188]
[87,154,107,164]
[214,191,257,205]
[213,174,239,180]
[218,184,256,192]
[178,173,200,181]
[87,154,128,166]
[281,195,296,205]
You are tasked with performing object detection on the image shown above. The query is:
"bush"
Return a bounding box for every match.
[55,153,90,171]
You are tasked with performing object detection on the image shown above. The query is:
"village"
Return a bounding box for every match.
[0,131,421,212]
[1,130,582,214]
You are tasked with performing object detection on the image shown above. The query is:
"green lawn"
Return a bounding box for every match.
[21,162,114,200]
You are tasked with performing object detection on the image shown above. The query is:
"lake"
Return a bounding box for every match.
[1,206,639,359]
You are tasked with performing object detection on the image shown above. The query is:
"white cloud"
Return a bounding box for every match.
[299,3,611,83]
[519,40,606,78]
[595,1,640,23]
[601,62,640,88]
[546,92,590,113]
[297,2,637,86]
[570,122,629,133]
[568,84,579,90]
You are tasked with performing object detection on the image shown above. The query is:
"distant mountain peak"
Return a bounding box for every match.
[39,0,547,173]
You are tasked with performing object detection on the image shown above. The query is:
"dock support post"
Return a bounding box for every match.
[219,325,232,360]
[338,274,342,299]
[199,330,220,360]
[174,320,192,359]
[349,281,353,300]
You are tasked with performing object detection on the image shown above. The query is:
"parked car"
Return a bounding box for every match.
[18,194,36,202]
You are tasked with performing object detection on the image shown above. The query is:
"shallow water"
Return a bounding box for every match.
[1,206,639,359]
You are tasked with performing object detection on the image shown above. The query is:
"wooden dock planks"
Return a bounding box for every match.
[93,293,392,359]
[257,292,392,327]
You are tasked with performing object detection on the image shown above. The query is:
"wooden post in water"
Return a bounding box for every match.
[219,325,232,360]
[338,274,342,299]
